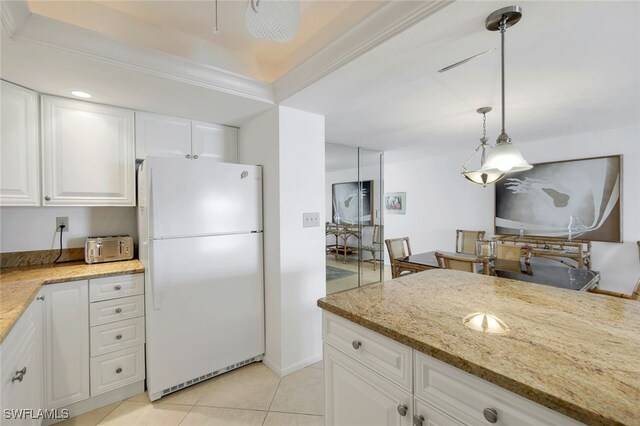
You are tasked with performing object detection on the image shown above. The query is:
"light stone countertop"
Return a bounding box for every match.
[0,260,144,344]
[317,269,640,426]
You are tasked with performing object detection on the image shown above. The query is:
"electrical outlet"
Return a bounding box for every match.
[303,212,320,228]
[56,217,69,232]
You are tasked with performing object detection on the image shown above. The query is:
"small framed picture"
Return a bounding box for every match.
[384,192,406,215]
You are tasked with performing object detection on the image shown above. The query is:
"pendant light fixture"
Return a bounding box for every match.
[461,107,505,187]
[478,6,533,174]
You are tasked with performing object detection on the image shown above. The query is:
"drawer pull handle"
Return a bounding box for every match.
[352,340,361,350]
[115,334,123,340]
[483,408,498,423]
[11,367,27,383]
[413,415,424,426]
[114,285,122,290]
[115,308,122,314]
[397,404,408,417]
[116,368,123,374]
[36,296,45,301]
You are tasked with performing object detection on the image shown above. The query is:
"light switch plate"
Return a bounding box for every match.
[303,212,320,228]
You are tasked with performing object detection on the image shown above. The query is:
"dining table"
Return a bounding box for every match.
[393,250,600,291]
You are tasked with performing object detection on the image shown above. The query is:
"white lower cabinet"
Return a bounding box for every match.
[90,345,145,396]
[324,344,412,426]
[0,292,44,425]
[43,280,90,409]
[323,312,583,426]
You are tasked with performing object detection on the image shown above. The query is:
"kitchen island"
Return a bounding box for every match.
[317,269,639,426]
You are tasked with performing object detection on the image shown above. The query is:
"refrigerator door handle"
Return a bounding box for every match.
[149,240,161,310]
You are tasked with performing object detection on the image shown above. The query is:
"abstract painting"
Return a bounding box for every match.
[332,181,373,225]
[384,192,406,215]
[495,155,621,242]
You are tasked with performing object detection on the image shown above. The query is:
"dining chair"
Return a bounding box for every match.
[456,229,486,255]
[361,225,382,270]
[588,241,640,300]
[495,244,531,262]
[435,251,489,275]
[385,237,412,278]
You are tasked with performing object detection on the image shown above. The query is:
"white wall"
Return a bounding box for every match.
[239,106,325,376]
[385,126,640,293]
[0,207,137,252]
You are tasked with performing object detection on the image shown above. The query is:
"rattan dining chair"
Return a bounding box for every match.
[435,251,489,275]
[495,244,531,262]
[361,225,382,270]
[456,229,486,255]
[588,241,640,301]
[385,237,412,278]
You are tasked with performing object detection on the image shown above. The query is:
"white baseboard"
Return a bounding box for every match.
[264,352,323,378]
[44,381,144,425]
[262,356,281,376]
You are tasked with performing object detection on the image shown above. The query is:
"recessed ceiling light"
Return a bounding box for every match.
[71,91,92,99]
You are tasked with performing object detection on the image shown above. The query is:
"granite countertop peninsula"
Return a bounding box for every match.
[318,269,640,426]
[0,260,144,344]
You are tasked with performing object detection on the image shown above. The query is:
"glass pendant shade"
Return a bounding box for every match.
[245,0,300,43]
[478,136,532,173]
[462,170,505,186]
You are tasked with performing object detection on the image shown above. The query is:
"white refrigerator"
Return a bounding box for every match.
[137,157,264,401]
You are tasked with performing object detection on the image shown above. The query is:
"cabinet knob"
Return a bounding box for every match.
[185,154,191,159]
[115,334,123,340]
[116,368,122,374]
[44,196,51,201]
[115,307,122,314]
[193,154,199,159]
[114,285,122,290]
[352,340,362,350]
[483,408,498,423]
[11,367,27,383]
[413,415,424,426]
[397,404,408,417]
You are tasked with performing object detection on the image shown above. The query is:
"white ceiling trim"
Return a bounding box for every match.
[2,2,275,104]
[274,0,453,102]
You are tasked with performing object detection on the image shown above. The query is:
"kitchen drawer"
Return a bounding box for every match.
[414,352,582,426]
[90,274,144,302]
[90,317,145,357]
[90,295,144,326]
[414,398,464,426]
[323,311,412,391]
[90,345,145,396]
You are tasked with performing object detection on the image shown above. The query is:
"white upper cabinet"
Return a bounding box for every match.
[192,120,237,162]
[135,111,237,163]
[135,111,191,159]
[41,96,136,206]
[0,80,40,206]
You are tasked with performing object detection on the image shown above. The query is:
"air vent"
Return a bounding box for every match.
[160,355,263,396]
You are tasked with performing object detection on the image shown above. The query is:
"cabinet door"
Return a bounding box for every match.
[43,281,90,409]
[191,120,237,163]
[324,344,412,426]
[0,80,40,206]
[41,96,135,206]
[413,398,464,426]
[1,295,44,426]
[135,111,191,160]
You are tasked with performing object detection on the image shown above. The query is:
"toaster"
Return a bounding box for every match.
[85,236,134,264]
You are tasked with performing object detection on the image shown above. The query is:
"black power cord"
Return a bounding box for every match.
[53,224,66,263]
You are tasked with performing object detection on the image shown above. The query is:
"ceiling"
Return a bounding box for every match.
[285,1,640,161]
[28,0,386,83]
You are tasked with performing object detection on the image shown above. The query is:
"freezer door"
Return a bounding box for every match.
[146,233,264,397]
[148,157,262,238]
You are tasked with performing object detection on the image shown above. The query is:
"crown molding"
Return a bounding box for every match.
[2,8,275,104]
[0,0,30,36]
[274,0,453,102]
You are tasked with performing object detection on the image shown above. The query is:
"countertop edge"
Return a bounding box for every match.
[0,263,145,345]
[317,299,616,426]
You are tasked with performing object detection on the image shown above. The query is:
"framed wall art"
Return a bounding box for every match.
[332,181,373,225]
[495,155,622,242]
[384,192,406,215]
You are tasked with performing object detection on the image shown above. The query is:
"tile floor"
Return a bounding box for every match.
[59,362,324,426]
